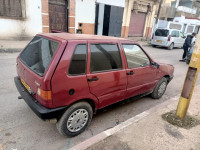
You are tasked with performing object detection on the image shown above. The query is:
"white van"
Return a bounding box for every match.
[151,28,185,50]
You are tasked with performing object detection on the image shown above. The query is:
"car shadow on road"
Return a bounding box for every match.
[95,92,152,117]
[153,46,182,51]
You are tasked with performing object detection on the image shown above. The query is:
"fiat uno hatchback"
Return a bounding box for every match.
[14,33,174,137]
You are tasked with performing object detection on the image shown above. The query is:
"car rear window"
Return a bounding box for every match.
[155,29,169,37]
[20,36,60,76]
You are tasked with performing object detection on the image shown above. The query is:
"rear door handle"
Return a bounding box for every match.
[88,77,99,82]
[127,71,134,75]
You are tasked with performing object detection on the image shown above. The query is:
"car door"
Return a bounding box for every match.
[176,30,182,47]
[51,40,92,107]
[121,43,158,99]
[86,41,127,108]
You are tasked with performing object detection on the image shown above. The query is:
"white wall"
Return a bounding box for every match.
[75,0,125,32]
[75,0,96,31]
[97,0,125,7]
[0,0,42,40]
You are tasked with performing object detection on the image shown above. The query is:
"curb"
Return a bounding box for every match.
[69,96,179,150]
[0,48,21,53]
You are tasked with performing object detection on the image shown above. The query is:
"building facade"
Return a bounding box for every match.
[121,0,158,38]
[0,0,42,40]
[160,0,200,21]
[0,0,158,40]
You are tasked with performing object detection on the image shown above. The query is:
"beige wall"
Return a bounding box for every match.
[121,0,157,38]
[164,0,175,5]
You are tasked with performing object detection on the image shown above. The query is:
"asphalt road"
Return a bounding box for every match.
[0,43,200,150]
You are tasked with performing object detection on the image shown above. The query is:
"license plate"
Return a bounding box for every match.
[20,77,31,94]
[157,40,162,43]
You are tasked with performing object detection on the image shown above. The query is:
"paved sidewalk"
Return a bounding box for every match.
[70,85,200,150]
[0,40,29,53]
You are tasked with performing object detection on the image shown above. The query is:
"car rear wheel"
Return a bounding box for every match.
[151,77,168,99]
[168,43,174,50]
[56,102,93,137]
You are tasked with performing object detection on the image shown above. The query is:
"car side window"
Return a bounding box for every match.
[171,31,176,37]
[90,44,122,72]
[68,44,87,75]
[122,44,150,68]
[176,31,180,37]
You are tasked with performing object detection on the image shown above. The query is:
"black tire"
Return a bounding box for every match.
[168,43,174,50]
[152,45,156,48]
[56,102,93,137]
[151,77,168,99]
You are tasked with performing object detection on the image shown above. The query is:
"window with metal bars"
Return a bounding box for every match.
[0,0,25,18]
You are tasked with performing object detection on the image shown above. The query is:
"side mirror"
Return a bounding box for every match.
[152,62,160,69]
[180,32,186,38]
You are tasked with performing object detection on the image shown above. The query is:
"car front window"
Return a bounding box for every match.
[122,44,150,68]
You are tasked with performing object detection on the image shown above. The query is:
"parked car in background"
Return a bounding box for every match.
[14,33,174,137]
[151,28,185,50]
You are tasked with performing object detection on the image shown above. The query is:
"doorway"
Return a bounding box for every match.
[49,0,68,32]
[95,4,124,37]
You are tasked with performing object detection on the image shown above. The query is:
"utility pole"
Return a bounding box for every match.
[152,0,164,36]
[176,33,200,119]
[155,0,163,25]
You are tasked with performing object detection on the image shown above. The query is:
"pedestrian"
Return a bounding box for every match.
[179,33,196,62]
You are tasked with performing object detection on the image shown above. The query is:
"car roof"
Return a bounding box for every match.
[38,33,130,41]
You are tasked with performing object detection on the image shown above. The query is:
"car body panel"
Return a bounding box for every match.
[16,36,67,108]
[50,40,100,109]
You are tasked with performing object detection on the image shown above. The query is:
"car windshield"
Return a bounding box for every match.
[20,36,60,76]
[155,29,169,37]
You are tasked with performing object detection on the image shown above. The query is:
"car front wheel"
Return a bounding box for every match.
[56,102,93,137]
[151,77,168,99]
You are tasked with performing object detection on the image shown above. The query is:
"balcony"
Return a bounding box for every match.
[159,6,176,19]
[176,6,197,15]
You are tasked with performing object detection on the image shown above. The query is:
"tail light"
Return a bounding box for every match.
[168,35,171,41]
[152,34,154,40]
[37,88,52,101]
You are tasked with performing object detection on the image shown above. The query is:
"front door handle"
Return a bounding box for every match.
[88,77,99,82]
[127,71,134,75]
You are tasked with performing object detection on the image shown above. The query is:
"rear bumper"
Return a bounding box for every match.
[14,77,67,120]
[151,40,171,47]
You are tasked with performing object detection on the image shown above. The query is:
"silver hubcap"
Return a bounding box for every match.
[67,109,88,132]
[158,82,167,96]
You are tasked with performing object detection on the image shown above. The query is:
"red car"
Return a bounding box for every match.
[14,33,174,137]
